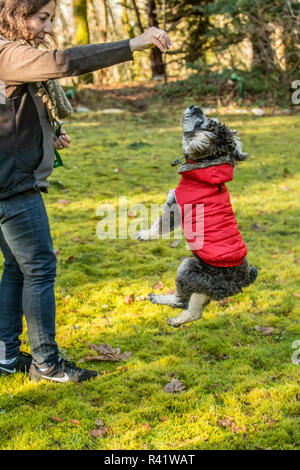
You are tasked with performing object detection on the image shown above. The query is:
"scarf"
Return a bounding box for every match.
[19,39,73,128]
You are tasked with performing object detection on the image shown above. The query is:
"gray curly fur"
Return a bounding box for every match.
[175,255,258,302]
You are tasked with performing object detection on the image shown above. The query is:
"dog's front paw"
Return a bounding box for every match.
[136,229,151,242]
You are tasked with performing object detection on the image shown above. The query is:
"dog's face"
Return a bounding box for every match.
[181,105,247,162]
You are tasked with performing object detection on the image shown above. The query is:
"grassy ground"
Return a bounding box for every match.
[0,89,299,450]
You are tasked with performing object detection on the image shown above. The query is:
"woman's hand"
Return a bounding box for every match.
[129,27,172,54]
[53,128,72,150]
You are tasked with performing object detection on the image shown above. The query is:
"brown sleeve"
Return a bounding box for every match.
[0,39,133,84]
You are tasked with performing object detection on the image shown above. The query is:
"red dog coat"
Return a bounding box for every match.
[175,163,247,267]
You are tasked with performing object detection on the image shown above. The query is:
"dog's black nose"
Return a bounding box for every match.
[189,105,202,114]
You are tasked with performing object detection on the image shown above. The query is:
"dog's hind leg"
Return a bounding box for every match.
[147,258,194,309]
[167,293,210,327]
[148,292,187,309]
[167,257,210,327]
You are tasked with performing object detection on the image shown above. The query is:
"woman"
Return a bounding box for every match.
[0,0,172,383]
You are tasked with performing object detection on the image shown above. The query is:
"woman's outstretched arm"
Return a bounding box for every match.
[0,27,172,85]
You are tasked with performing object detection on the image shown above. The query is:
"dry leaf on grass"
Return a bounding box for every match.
[170,239,181,248]
[90,427,108,438]
[219,298,230,306]
[218,418,245,434]
[124,294,135,304]
[151,281,164,290]
[164,378,186,393]
[254,325,274,335]
[165,289,175,295]
[51,416,64,423]
[57,199,70,206]
[142,423,151,430]
[85,343,132,362]
[72,237,84,244]
[218,418,232,428]
[69,419,81,426]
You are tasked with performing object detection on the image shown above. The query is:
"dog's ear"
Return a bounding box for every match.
[214,123,248,162]
[231,130,248,162]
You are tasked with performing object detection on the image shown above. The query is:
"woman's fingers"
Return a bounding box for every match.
[130,27,172,52]
[154,30,172,50]
[151,29,172,53]
[151,37,167,53]
[53,132,72,149]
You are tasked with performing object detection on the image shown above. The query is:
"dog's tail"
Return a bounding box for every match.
[249,266,258,284]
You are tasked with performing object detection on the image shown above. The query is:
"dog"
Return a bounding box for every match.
[137,105,257,327]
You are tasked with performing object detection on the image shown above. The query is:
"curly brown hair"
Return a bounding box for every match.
[0,0,57,44]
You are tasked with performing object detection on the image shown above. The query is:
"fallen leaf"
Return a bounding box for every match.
[265,420,278,426]
[294,293,300,298]
[165,289,175,295]
[51,416,64,423]
[64,295,71,304]
[218,418,232,427]
[231,423,240,433]
[135,296,146,301]
[170,239,181,248]
[204,353,230,362]
[113,167,122,173]
[219,298,230,306]
[54,249,61,255]
[57,199,70,206]
[90,427,108,438]
[159,417,168,422]
[254,325,274,335]
[124,294,134,304]
[280,186,290,191]
[142,423,151,430]
[151,281,164,290]
[66,255,75,264]
[251,223,266,232]
[69,419,81,426]
[72,237,84,244]
[164,378,186,393]
[85,343,132,362]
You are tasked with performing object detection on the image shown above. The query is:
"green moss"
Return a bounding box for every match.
[0,104,299,450]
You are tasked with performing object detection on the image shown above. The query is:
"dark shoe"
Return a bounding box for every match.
[29,357,98,383]
[0,351,32,376]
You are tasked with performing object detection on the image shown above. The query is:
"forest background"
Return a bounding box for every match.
[55,0,300,106]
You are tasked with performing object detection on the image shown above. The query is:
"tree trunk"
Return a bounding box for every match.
[94,0,109,83]
[122,0,135,39]
[147,0,165,77]
[73,0,93,83]
[131,0,144,34]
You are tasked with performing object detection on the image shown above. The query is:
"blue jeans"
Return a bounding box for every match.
[0,191,58,368]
